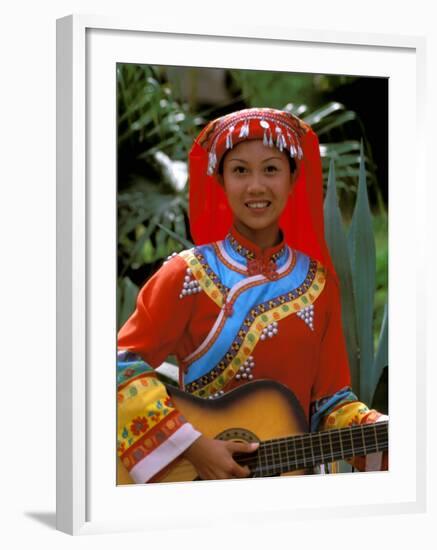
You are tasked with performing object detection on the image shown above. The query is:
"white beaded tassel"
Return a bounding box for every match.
[296,305,314,331]
[225,125,235,149]
[259,321,279,341]
[238,119,250,138]
[179,267,202,299]
[260,119,270,146]
[207,149,217,175]
[235,356,255,381]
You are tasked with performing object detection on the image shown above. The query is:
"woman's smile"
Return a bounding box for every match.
[245,199,271,212]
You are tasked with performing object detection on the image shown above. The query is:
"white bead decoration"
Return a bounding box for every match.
[235,356,255,384]
[296,304,315,331]
[209,390,225,400]
[163,251,179,265]
[179,267,202,299]
[260,321,279,341]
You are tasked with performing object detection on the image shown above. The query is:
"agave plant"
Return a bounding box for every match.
[324,143,388,406]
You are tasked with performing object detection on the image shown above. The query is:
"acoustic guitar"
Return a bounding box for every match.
[117,379,388,484]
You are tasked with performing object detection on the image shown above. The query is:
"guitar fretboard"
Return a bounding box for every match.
[235,421,388,477]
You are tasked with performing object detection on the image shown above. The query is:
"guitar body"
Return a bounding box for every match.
[117,379,310,484]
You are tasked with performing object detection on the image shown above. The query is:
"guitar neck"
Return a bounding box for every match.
[237,421,388,477]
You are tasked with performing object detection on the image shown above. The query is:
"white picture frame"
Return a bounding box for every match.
[56,14,427,536]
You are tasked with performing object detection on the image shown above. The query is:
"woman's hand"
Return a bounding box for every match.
[183,435,259,480]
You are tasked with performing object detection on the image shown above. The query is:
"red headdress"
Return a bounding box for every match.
[188,107,336,278]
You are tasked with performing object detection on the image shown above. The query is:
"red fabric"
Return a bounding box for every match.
[188,108,337,281]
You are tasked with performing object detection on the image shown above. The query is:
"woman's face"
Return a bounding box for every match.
[218,140,295,243]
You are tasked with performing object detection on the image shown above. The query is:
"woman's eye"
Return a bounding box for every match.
[265,165,278,173]
[233,166,247,174]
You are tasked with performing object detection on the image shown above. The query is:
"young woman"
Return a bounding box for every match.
[117,107,388,483]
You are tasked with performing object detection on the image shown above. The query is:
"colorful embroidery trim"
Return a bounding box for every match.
[227,232,256,260]
[180,248,297,369]
[179,249,228,308]
[214,240,292,276]
[181,251,313,383]
[186,261,326,397]
[181,276,265,368]
[117,359,156,389]
[227,232,287,263]
[119,409,186,471]
[213,241,248,274]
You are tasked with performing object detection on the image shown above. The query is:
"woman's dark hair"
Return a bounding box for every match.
[218,151,297,175]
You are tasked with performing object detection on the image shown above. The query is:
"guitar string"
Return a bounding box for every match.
[238,442,388,463]
[256,432,388,456]
[257,422,388,449]
[240,442,389,476]
[236,426,388,471]
[238,440,389,467]
[242,436,388,468]
[236,423,388,458]
[172,441,388,479]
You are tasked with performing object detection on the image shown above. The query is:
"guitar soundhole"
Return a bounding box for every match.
[215,427,259,444]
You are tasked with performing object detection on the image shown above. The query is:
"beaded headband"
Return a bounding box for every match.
[196,108,309,176]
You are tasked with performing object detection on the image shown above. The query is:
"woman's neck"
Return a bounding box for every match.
[233,220,282,251]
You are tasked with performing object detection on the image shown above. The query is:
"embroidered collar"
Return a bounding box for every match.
[226,226,287,263]
[225,226,287,280]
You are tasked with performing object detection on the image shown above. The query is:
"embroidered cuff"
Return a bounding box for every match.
[129,423,202,483]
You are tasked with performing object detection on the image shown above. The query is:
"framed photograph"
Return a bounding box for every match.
[56,15,426,535]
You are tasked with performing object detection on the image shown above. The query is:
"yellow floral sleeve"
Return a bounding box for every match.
[117,354,200,482]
